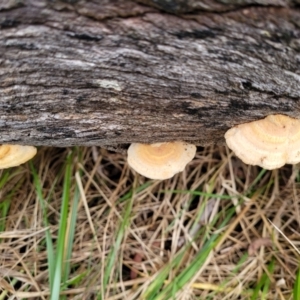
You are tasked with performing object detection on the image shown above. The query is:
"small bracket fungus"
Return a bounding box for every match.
[0,145,37,169]
[127,142,196,180]
[225,114,300,169]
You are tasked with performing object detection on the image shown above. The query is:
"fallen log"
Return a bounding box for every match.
[0,0,299,152]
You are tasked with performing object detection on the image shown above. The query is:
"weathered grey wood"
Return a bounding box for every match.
[134,0,299,13]
[0,0,299,150]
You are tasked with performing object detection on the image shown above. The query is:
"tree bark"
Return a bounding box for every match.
[134,0,300,13]
[0,0,300,151]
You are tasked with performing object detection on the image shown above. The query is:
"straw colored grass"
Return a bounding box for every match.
[0,145,299,299]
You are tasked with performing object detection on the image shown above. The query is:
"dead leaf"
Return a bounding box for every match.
[248,238,273,256]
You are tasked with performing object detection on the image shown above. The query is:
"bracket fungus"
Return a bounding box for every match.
[127,142,196,180]
[0,145,37,169]
[225,114,300,170]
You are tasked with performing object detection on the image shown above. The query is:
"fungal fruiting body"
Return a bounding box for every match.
[225,114,300,169]
[127,142,196,180]
[0,145,37,169]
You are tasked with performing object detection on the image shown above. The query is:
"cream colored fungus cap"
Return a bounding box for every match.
[127,142,196,180]
[225,114,300,169]
[0,145,37,169]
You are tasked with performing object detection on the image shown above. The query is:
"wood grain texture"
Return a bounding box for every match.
[134,0,299,13]
[0,0,299,150]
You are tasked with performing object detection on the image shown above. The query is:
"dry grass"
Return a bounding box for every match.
[0,145,299,299]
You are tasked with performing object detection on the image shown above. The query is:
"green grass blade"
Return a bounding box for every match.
[0,276,18,300]
[60,148,81,298]
[251,258,275,300]
[162,189,235,200]
[51,151,73,300]
[65,271,88,286]
[0,170,26,235]
[0,170,10,189]
[142,247,188,299]
[294,267,300,300]
[118,181,153,203]
[101,187,134,297]
[142,203,236,300]
[0,198,11,234]
[30,162,55,291]
[245,169,268,195]
[261,259,275,299]
[62,182,80,284]
[160,209,236,300]
[206,253,252,299]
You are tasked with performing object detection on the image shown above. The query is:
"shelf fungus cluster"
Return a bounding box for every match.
[0,145,37,169]
[225,114,300,170]
[127,142,196,180]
